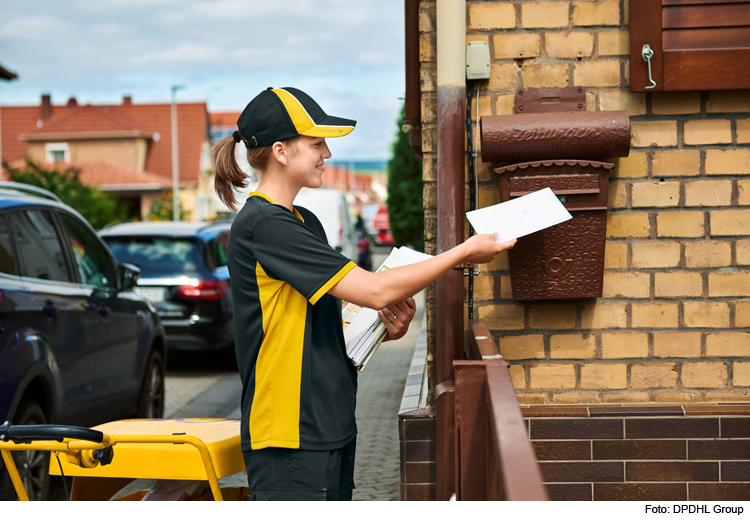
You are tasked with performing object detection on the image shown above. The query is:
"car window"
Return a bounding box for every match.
[104,237,205,275]
[0,214,18,275]
[11,209,72,282]
[59,213,117,290]
[213,232,229,268]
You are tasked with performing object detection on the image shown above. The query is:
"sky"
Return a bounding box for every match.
[0,0,406,161]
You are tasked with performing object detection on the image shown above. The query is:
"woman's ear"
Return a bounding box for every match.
[271,141,287,166]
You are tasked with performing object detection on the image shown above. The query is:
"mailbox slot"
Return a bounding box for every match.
[495,160,613,301]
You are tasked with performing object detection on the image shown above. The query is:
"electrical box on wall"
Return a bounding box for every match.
[466,41,490,80]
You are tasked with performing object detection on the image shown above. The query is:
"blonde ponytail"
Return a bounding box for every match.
[212,136,248,212]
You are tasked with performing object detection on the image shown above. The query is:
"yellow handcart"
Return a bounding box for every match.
[0,418,248,501]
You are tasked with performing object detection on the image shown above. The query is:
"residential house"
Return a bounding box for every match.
[321,164,388,209]
[1,94,214,220]
[209,111,237,145]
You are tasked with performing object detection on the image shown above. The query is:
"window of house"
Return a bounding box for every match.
[45,143,70,163]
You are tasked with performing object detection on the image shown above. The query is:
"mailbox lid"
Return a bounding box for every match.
[495,159,612,212]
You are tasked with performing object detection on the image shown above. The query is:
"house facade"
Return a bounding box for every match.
[1,95,214,220]
[400,0,750,501]
[416,0,750,406]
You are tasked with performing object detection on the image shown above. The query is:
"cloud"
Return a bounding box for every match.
[133,44,223,66]
[0,0,405,159]
[193,0,275,19]
[356,52,392,68]
[73,0,181,11]
[87,23,137,40]
[0,15,71,40]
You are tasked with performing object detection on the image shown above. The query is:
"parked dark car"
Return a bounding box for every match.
[0,183,166,500]
[99,221,234,364]
[355,215,373,271]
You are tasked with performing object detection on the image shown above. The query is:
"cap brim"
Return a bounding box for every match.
[300,115,356,138]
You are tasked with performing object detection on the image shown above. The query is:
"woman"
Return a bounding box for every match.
[212,87,515,501]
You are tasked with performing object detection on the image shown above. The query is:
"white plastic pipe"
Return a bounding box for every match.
[437,0,466,88]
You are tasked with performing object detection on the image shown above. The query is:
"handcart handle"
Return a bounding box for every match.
[0,422,104,443]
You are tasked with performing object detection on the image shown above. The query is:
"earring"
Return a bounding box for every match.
[284,160,288,166]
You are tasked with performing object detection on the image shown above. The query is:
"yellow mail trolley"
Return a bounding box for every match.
[0,418,248,501]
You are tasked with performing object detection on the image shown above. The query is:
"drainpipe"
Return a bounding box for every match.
[436,0,466,386]
[435,0,466,501]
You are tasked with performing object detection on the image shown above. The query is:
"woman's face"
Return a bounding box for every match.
[287,136,331,189]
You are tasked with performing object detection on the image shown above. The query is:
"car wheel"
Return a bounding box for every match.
[137,352,165,419]
[0,399,51,501]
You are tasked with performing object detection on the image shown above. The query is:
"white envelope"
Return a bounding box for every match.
[465,187,572,242]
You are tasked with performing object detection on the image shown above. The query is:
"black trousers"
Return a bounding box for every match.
[243,437,356,501]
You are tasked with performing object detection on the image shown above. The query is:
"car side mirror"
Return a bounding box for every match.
[119,263,140,291]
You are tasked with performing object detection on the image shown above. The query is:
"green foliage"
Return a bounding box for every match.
[148,190,190,221]
[3,159,129,230]
[386,107,423,251]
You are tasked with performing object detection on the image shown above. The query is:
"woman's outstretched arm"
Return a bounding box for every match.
[329,234,516,310]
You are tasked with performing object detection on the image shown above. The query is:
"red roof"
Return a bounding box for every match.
[21,105,154,139]
[1,99,209,183]
[74,160,174,190]
[8,159,174,191]
[210,111,239,128]
[1,105,42,164]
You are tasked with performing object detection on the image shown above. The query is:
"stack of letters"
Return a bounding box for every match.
[342,246,432,371]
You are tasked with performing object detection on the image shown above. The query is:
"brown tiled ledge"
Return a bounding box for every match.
[399,313,436,501]
[521,404,750,418]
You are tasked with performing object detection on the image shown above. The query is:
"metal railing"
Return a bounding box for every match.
[436,320,548,501]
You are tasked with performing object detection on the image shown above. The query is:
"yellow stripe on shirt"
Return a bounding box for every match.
[309,261,356,305]
[249,261,307,449]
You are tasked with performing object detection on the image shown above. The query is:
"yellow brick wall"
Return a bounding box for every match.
[420,0,750,404]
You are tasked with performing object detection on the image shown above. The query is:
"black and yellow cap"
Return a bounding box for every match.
[234,87,356,148]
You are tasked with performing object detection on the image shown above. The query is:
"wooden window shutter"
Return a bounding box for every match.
[630,0,750,91]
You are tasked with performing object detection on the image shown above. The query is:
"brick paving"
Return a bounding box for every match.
[352,292,425,501]
[165,371,229,418]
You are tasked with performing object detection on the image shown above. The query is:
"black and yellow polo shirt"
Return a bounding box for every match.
[227,192,358,451]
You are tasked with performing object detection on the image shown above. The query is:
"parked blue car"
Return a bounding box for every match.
[100,221,234,365]
[0,183,166,500]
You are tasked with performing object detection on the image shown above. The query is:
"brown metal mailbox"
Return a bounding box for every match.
[495,160,613,301]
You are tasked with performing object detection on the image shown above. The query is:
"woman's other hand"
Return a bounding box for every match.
[378,297,417,342]
[462,233,516,264]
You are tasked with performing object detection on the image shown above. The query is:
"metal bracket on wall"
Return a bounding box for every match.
[515,87,587,114]
[452,263,480,276]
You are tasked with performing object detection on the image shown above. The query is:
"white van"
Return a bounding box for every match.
[293,188,358,262]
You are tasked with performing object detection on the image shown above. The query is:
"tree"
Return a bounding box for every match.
[386,106,424,251]
[147,190,190,221]
[3,159,129,230]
